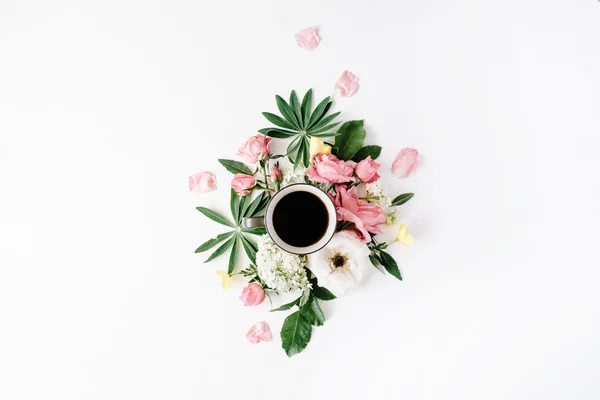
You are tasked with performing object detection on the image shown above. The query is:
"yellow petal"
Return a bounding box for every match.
[399,234,414,247]
[309,137,332,160]
[397,224,408,238]
[216,270,231,290]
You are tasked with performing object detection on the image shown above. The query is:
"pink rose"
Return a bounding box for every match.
[269,164,282,184]
[334,186,386,242]
[295,27,320,50]
[335,71,360,97]
[239,282,266,306]
[354,156,380,183]
[188,172,217,194]
[231,174,255,196]
[392,148,420,178]
[245,321,272,344]
[306,154,355,184]
[237,134,272,164]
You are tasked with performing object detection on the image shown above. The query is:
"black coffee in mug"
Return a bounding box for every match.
[272,191,329,248]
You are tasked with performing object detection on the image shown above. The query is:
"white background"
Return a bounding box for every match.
[1,1,599,399]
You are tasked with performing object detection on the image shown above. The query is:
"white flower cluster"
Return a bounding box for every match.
[281,167,307,187]
[255,235,310,293]
[364,181,398,224]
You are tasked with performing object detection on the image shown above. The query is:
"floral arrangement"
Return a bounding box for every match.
[190,27,419,357]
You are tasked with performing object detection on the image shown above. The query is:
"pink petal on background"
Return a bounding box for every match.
[188,172,217,193]
[392,148,420,178]
[334,71,360,97]
[295,27,320,50]
[245,321,272,344]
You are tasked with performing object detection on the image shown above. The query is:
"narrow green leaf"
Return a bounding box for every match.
[239,192,252,221]
[196,207,234,228]
[310,132,342,138]
[195,231,235,253]
[289,90,303,128]
[302,136,310,168]
[311,280,336,301]
[262,112,298,130]
[294,139,306,170]
[230,189,240,225]
[276,96,301,130]
[379,251,403,281]
[391,193,414,206]
[258,128,297,138]
[300,89,312,125]
[306,97,331,129]
[352,145,382,162]
[286,136,303,158]
[244,191,267,217]
[281,311,312,357]
[308,111,341,133]
[369,253,386,274]
[300,295,325,326]
[242,227,267,235]
[218,159,252,175]
[309,122,342,135]
[204,236,235,263]
[240,235,258,264]
[270,298,299,312]
[333,120,367,161]
[228,236,240,274]
[253,195,270,217]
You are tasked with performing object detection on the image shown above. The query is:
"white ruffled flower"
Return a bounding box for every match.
[281,167,307,187]
[364,181,397,225]
[306,232,371,296]
[255,235,310,293]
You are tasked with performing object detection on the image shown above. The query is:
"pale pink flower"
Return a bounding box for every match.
[306,154,355,184]
[239,282,266,306]
[392,148,420,178]
[231,174,255,196]
[188,172,217,194]
[334,186,386,242]
[295,27,320,50]
[269,164,282,184]
[354,156,380,183]
[334,71,360,97]
[245,321,272,344]
[237,134,272,164]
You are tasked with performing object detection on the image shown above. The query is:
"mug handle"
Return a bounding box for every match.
[242,216,265,229]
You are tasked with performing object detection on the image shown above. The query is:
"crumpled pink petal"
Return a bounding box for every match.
[392,148,420,178]
[335,71,360,97]
[295,27,320,50]
[245,321,272,344]
[188,172,216,194]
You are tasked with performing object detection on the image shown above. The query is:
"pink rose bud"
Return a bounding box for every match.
[354,156,381,183]
[392,148,420,178]
[334,71,360,97]
[269,164,282,184]
[237,134,272,164]
[239,282,266,306]
[306,154,355,184]
[231,174,256,196]
[188,171,217,194]
[245,321,272,344]
[295,27,320,50]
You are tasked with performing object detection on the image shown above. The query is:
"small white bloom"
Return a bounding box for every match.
[364,180,397,225]
[306,232,371,296]
[281,167,307,187]
[255,235,310,293]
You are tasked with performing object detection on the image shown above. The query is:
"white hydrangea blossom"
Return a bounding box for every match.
[255,235,310,293]
[281,167,307,187]
[364,181,398,224]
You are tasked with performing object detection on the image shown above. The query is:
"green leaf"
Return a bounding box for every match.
[333,120,367,161]
[218,159,253,175]
[244,192,264,218]
[262,112,298,131]
[281,311,312,357]
[299,289,311,307]
[228,236,239,274]
[308,111,341,133]
[369,253,386,274]
[240,235,258,264]
[310,132,342,138]
[289,90,303,128]
[276,96,301,130]
[270,298,299,312]
[294,139,306,170]
[300,89,312,125]
[379,251,402,281]
[306,97,331,129]
[311,282,336,301]
[196,207,234,228]
[195,231,235,253]
[204,236,236,263]
[352,145,382,162]
[230,189,240,225]
[286,136,303,158]
[391,193,414,206]
[258,128,296,138]
[309,123,342,135]
[239,192,252,221]
[300,295,325,326]
[302,136,310,167]
[242,227,267,235]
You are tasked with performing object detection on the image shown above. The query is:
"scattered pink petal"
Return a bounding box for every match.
[189,172,216,194]
[334,71,360,97]
[392,148,420,178]
[245,321,272,344]
[239,282,266,306]
[295,27,320,50]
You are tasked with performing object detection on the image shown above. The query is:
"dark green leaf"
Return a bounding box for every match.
[352,145,382,162]
[218,159,252,175]
[289,90,303,128]
[239,192,252,221]
[242,227,267,235]
[294,139,306,170]
[299,289,311,307]
[311,282,336,301]
[333,120,367,161]
[286,136,303,158]
[270,298,299,312]
[230,189,240,225]
[308,111,341,133]
[306,97,331,129]
[204,236,236,263]
[281,311,312,357]
[228,236,239,274]
[258,128,296,138]
[379,251,403,281]
[309,122,342,135]
[300,89,312,125]
[369,253,385,274]
[244,192,267,218]
[276,96,301,130]
[239,235,257,264]
[310,132,342,138]
[391,193,414,206]
[196,207,234,228]
[195,231,235,253]
[302,137,310,167]
[300,295,325,326]
[262,112,297,131]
